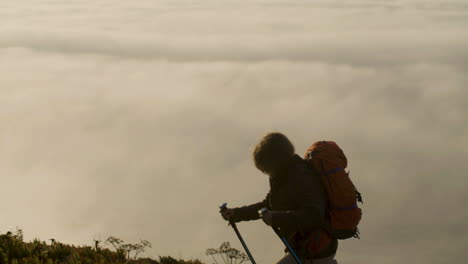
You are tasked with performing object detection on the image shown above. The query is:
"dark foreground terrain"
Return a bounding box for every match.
[0,229,203,264]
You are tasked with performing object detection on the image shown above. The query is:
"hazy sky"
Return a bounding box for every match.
[1,1,467,263]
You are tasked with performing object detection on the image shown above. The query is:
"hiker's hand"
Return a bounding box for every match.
[221,208,235,221]
[259,209,273,226]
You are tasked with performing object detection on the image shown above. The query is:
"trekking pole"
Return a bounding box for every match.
[219,203,257,264]
[258,208,304,264]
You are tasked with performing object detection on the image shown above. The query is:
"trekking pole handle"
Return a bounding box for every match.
[219,202,233,225]
[258,207,268,216]
[219,202,228,211]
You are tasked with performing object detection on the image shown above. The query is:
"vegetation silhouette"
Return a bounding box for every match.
[0,228,204,264]
[205,242,249,264]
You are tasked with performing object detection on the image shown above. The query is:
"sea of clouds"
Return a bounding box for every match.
[1,1,467,263]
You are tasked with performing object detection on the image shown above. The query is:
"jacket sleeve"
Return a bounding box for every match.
[271,164,326,233]
[231,193,270,222]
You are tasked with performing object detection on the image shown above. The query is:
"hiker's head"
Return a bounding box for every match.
[253,132,295,175]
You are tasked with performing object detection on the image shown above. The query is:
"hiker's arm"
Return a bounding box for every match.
[231,193,270,222]
[272,167,325,232]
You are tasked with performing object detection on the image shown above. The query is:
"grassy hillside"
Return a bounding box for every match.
[0,228,203,264]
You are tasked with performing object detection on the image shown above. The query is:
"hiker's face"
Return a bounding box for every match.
[262,163,283,176]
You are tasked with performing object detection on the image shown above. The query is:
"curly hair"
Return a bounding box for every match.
[253,132,295,174]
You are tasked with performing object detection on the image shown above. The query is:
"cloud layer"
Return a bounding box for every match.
[1,1,467,263]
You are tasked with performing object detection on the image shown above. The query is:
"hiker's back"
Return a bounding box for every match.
[267,154,338,260]
[268,155,326,214]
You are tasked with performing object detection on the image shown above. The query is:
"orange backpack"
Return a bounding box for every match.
[304,141,363,239]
